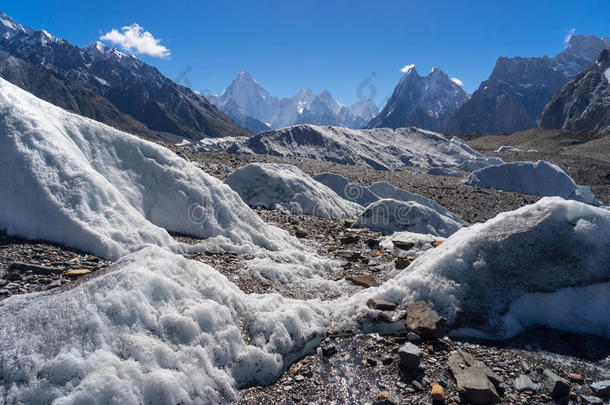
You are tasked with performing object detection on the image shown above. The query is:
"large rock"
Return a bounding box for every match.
[514,374,539,393]
[448,351,501,405]
[405,301,447,339]
[590,381,610,398]
[542,369,570,398]
[397,342,421,369]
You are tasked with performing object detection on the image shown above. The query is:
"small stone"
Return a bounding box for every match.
[581,394,604,404]
[405,301,446,340]
[448,351,501,405]
[336,250,361,260]
[520,360,531,373]
[3,272,22,281]
[374,391,395,405]
[340,235,359,244]
[431,382,445,401]
[590,381,610,398]
[320,343,337,358]
[294,375,305,382]
[412,380,424,391]
[8,262,63,275]
[294,227,308,238]
[367,298,396,311]
[64,269,91,277]
[542,369,570,398]
[567,373,584,383]
[514,374,538,393]
[406,332,421,343]
[346,274,376,288]
[432,240,445,248]
[398,342,421,369]
[366,357,377,366]
[394,258,410,270]
[366,238,380,249]
[392,240,415,250]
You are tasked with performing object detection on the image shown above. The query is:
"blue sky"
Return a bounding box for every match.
[3,0,609,106]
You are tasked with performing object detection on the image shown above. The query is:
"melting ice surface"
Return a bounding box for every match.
[0,79,609,403]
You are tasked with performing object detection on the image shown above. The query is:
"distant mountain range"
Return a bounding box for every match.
[0,10,608,140]
[540,48,610,133]
[209,72,378,132]
[365,66,470,132]
[446,35,610,135]
[0,11,250,141]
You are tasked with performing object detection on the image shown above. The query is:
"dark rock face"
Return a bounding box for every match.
[448,35,608,135]
[366,67,469,132]
[0,12,251,140]
[0,50,175,141]
[540,49,610,133]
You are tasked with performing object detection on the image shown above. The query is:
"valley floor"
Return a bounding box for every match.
[3,141,609,404]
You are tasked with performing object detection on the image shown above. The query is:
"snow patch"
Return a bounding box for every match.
[225,163,362,219]
[604,67,610,83]
[339,197,610,338]
[353,199,465,237]
[465,160,597,204]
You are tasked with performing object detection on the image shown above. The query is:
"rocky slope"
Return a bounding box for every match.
[366,66,469,132]
[0,11,250,140]
[540,49,610,133]
[447,35,609,135]
[0,50,176,141]
[210,71,378,130]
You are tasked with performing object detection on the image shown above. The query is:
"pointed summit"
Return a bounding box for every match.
[367,66,468,132]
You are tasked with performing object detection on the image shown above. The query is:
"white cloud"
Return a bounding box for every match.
[450,77,463,86]
[400,64,415,73]
[565,27,575,44]
[100,23,170,58]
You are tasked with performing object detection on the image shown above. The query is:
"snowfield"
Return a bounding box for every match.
[465,160,597,204]
[225,163,362,219]
[0,247,331,404]
[192,124,500,170]
[0,78,300,260]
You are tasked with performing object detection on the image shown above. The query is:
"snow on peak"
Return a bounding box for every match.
[400,63,416,73]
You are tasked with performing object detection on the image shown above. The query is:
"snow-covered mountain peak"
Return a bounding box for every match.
[367,65,469,131]
[0,11,31,39]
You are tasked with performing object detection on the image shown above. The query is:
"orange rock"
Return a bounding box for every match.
[432,240,445,248]
[64,269,90,277]
[431,383,445,401]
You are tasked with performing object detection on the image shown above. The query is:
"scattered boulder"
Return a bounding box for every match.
[405,301,447,339]
[581,395,604,404]
[392,240,416,250]
[431,240,444,248]
[346,275,376,288]
[514,374,539,393]
[367,298,396,311]
[374,391,395,405]
[398,342,421,369]
[406,332,421,344]
[590,381,610,398]
[567,373,583,383]
[542,369,570,398]
[394,258,410,270]
[294,227,308,238]
[340,235,359,245]
[336,250,361,260]
[3,272,22,281]
[448,351,501,405]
